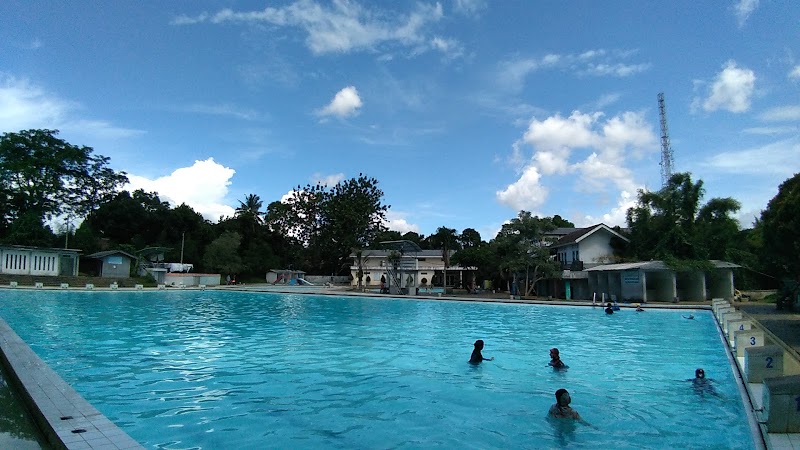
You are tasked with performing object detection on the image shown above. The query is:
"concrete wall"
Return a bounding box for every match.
[581,231,615,264]
[165,273,221,286]
[100,255,131,278]
[1,248,78,276]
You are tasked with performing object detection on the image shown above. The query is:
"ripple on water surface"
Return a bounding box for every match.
[0,291,754,449]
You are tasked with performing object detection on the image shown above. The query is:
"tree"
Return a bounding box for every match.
[490,211,559,295]
[0,129,128,231]
[626,172,741,266]
[458,228,483,249]
[266,174,389,274]
[203,231,244,275]
[235,194,264,231]
[760,173,800,281]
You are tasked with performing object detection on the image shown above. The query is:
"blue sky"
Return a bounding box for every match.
[1,0,798,239]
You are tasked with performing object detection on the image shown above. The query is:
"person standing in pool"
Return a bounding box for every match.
[548,389,581,419]
[549,348,567,369]
[604,302,614,314]
[469,339,494,364]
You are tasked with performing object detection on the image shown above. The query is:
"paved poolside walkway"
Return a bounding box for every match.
[737,302,800,355]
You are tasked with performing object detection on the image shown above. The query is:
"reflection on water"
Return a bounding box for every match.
[0,366,50,449]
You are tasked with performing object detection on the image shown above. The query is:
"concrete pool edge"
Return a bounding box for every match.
[0,318,143,450]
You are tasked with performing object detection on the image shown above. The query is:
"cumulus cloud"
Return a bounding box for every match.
[384,211,420,233]
[580,190,637,227]
[698,60,756,113]
[310,172,345,186]
[497,109,655,219]
[734,0,759,27]
[0,73,143,139]
[790,66,800,80]
[172,1,453,57]
[125,158,237,221]
[318,86,363,119]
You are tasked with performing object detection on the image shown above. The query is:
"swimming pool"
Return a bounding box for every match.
[0,290,755,448]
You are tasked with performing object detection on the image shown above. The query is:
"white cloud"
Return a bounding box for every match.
[430,36,464,59]
[0,73,143,139]
[496,165,549,211]
[580,190,637,228]
[734,0,759,27]
[759,105,800,122]
[310,172,345,186]
[318,86,363,119]
[496,49,648,92]
[453,0,487,17]
[700,60,756,113]
[498,109,656,216]
[703,137,800,176]
[384,211,420,233]
[790,65,800,80]
[742,126,798,135]
[178,103,261,120]
[584,62,650,77]
[125,158,237,221]
[172,1,448,57]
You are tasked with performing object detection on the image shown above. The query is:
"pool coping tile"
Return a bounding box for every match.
[0,318,144,450]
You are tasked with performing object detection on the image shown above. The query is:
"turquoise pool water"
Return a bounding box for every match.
[0,291,754,449]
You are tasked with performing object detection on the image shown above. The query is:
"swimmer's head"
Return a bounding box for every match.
[555,388,570,406]
[474,339,484,350]
[550,348,559,357]
[695,368,705,379]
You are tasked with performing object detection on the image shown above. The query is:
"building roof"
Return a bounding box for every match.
[268,269,307,274]
[550,223,629,249]
[586,260,740,272]
[0,244,81,253]
[349,249,452,258]
[86,250,137,260]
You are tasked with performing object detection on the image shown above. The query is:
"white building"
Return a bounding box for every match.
[0,245,80,277]
[349,249,475,293]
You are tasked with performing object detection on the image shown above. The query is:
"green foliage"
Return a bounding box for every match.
[0,129,128,230]
[626,172,741,262]
[1,211,56,247]
[489,211,559,294]
[661,256,714,273]
[265,173,389,274]
[760,173,800,280]
[203,231,244,275]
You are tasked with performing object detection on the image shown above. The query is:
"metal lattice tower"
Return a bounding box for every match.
[657,92,674,187]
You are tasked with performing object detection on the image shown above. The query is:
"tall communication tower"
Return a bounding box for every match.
[657,92,675,187]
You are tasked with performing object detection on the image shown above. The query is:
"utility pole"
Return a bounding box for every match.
[180,232,185,266]
[64,216,72,249]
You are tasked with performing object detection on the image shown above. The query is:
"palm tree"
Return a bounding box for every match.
[235,194,264,232]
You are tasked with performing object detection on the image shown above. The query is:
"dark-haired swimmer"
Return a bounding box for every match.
[548,389,581,420]
[690,368,719,397]
[549,348,567,369]
[605,302,614,314]
[682,314,695,320]
[469,339,494,364]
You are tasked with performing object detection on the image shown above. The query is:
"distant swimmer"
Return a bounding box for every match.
[548,389,581,420]
[635,304,645,312]
[469,339,494,364]
[549,348,567,369]
[682,314,695,320]
[605,302,614,314]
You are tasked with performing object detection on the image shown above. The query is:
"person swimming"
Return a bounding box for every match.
[682,313,695,320]
[549,348,567,369]
[604,302,614,314]
[548,388,581,419]
[469,339,494,364]
[635,304,645,312]
[690,368,719,397]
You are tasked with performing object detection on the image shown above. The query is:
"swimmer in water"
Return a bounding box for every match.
[469,339,494,364]
[548,389,581,419]
[605,302,614,314]
[635,304,644,312]
[682,314,695,320]
[690,368,719,397]
[548,348,567,369]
